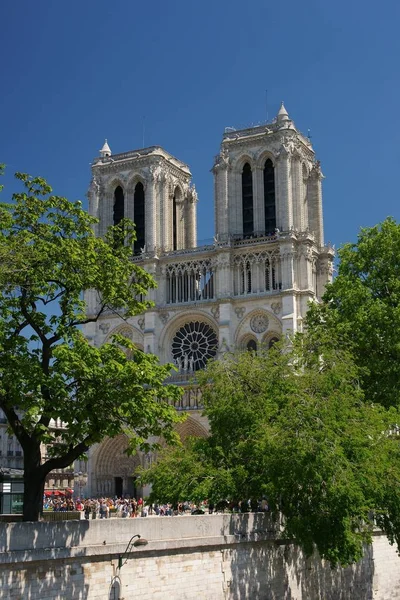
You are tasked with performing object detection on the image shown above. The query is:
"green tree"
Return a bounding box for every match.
[141,344,400,565]
[0,171,182,521]
[306,217,400,409]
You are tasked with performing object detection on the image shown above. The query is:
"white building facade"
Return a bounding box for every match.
[83,104,334,498]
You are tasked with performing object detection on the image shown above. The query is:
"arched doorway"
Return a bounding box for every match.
[92,434,143,498]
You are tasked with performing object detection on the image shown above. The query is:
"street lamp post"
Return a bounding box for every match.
[118,535,148,570]
[74,471,86,499]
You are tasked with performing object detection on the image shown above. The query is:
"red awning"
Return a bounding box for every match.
[44,490,65,497]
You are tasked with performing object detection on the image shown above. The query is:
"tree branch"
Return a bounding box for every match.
[0,400,31,448]
[42,439,90,473]
[69,303,106,327]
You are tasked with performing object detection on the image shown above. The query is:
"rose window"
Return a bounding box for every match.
[172,321,218,372]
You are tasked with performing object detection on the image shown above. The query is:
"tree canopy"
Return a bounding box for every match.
[0,170,182,521]
[140,340,400,566]
[306,217,400,409]
[140,218,400,565]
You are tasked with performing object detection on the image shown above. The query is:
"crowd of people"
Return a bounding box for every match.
[43,495,270,517]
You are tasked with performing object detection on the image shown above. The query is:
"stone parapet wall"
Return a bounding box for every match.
[1,514,400,599]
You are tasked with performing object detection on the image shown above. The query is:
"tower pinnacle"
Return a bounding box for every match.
[276,102,289,122]
[99,139,112,157]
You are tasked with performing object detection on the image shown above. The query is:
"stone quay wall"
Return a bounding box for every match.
[1,513,400,599]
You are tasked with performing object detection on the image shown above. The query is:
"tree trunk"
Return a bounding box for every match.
[23,442,46,522]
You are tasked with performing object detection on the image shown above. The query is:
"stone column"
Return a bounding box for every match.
[99,189,113,238]
[187,194,197,248]
[145,175,156,253]
[253,166,264,235]
[144,309,156,355]
[162,178,171,251]
[213,163,229,240]
[291,155,302,231]
[280,248,295,291]
[184,184,197,249]
[276,145,293,232]
[217,303,232,358]
[308,162,324,246]
[177,200,185,250]
[215,252,231,299]
[228,170,241,236]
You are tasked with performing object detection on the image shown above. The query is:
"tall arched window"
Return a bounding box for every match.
[172,187,182,251]
[263,159,276,234]
[173,194,177,251]
[246,339,257,352]
[134,182,145,254]
[268,336,279,349]
[242,163,254,237]
[113,186,124,226]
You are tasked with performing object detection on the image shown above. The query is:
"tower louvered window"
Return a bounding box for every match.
[263,159,276,234]
[134,182,145,255]
[242,163,254,237]
[113,186,124,226]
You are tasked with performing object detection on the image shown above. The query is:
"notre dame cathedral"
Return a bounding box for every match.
[83,103,334,497]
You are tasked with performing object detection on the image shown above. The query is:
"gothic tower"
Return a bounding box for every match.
[88,144,198,253]
[83,104,334,497]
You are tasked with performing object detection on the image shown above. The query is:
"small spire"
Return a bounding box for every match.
[277,101,289,122]
[99,139,112,157]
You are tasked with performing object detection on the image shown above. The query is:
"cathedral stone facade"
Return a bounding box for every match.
[83,103,334,498]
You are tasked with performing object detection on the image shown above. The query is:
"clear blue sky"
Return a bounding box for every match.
[1,0,399,250]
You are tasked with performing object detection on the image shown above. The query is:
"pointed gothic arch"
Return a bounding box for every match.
[105,323,144,351]
[134,181,145,254]
[239,333,258,352]
[263,158,276,235]
[172,185,183,251]
[175,416,209,442]
[242,162,254,237]
[113,185,124,226]
[91,433,144,497]
[234,308,282,346]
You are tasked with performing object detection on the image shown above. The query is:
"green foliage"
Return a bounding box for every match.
[0,170,183,519]
[306,217,400,408]
[141,343,400,566]
[133,217,400,565]
[138,438,216,506]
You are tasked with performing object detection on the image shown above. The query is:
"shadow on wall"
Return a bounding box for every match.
[0,520,91,600]
[224,512,375,600]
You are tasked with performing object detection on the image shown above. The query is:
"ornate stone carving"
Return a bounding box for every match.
[88,175,100,199]
[213,146,230,171]
[99,322,110,334]
[276,140,295,160]
[159,311,169,325]
[235,306,246,319]
[116,326,133,339]
[210,305,220,320]
[172,321,218,372]
[137,317,145,331]
[271,302,281,315]
[216,254,230,268]
[310,160,324,180]
[187,184,198,204]
[250,314,269,333]
[149,164,163,182]
[219,338,230,354]
[118,457,137,475]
